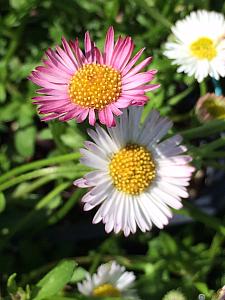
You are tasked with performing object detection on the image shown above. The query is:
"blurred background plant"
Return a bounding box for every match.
[0,0,225,299]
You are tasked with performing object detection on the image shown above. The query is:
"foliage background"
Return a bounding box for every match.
[0,0,225,299]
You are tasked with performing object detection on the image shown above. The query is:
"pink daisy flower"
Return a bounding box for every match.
[74,107,195,236]
[28,27,159,127]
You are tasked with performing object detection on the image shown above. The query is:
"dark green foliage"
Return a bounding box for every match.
[0,0,225,299]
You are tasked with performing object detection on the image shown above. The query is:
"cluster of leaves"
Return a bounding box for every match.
[0,0,225,299]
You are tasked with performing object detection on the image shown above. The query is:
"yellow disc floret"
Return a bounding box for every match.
[109,144,156,195]
[92,283,121,297]
[68,63,122,109]
[190,37,217,60]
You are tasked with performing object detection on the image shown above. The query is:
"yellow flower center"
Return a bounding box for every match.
[68,63,122,109]
[190,37,217,60]
[109,144,156,195]
[92,283,121,297]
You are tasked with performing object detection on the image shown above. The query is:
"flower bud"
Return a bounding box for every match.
[195,93,225,123]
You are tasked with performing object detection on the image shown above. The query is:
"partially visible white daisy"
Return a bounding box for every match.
[74,107,194,236]
[77,261,138,299]
[218,285,225,300]
[164,10,225,82]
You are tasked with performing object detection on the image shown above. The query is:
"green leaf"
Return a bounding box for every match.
[0,192,6,213]
[61,127,85,150]
[70,267,87,283]
[7,273,17,294]
[0,83,6,103]
[33,260,77,300]
[159,232,178,255]
[15,126,36,158]
[194,282,212,297]
[10,0,29,10]
[168,86,193,105]
[0,102,21,122]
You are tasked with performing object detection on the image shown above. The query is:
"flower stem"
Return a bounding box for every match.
[0,165,87,192]
[0,182,72,250]
[198,137,225,154]
[0,152,80,185]
[48,189,85,225]
[199,80,207,96]
[180,119,225,139]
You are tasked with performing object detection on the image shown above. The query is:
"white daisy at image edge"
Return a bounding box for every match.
[164,10,225,82]
[77,261,138,299]
[74,107,195,236]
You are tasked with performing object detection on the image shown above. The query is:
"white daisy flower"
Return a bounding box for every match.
[74,107,194,236]
[164,10,225,82]
[77,261,138,299]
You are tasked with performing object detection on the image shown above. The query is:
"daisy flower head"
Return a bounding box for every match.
[77,261,138,299]
[29,27,159,127]
[218,285,225,300]
[164,10,225,82]
[74,107,195,236]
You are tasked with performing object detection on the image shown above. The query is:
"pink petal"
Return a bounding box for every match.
[88,108,96,126]
[122,71,155,85]
[61,37,79,69]
[98,109,106,125]
[104,26,114,65]
[46,49,74,75]
[55,45,77,71]
[122,73,154,90]
[95,47,104,64]
[122,48,145,75]
[70,39,86,67]
[31,70,68,84]
[41,113,60,121]
[76,108,89,123]
[84,31,95,63]
[123,57,153,79]
[112,37,133,70]
[36,88,68,96]
[111,37,127,69]
[104,106,115,127]
[36,66,71,80]
[108,103,122,116]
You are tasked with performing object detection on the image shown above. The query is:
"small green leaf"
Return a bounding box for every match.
[61,127,85,150]
[0,83,6,103]
[0,192,6,213]
[15,126,36,158]
[33,260,77,300]
[10,0,29,9]
[7,273,17,294]
[70,267,87,283]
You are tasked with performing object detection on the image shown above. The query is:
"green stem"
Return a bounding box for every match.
[199,151,225,158]
[168,86,193,106]
[180,119,225,139]
[199,81,207,96]
[35,182,70,210]
[183,202,225,236]
[89,253,102,274]
[209,233,225,259]
[0,153,80,185]
[48,121,68,154]
[48,189,84,225]
[198,137,225,154]
[13,175,61,198]
[0,182,73,249]
[0,165,87,192]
